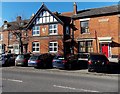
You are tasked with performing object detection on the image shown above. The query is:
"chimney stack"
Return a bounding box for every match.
[73,2,77,15]
[4,20,7,24]
[16,16,21,22]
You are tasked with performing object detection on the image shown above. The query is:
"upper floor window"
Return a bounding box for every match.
[49,42,58,53]
[49,24,58,35]
[81,21,89,34]
[32,26,40,36]
[0,34,3,41]
[9,32,13,40]
[66,26,70,35]
[35,11,57,24]
[32,42,40,52]
[3,24,7,30]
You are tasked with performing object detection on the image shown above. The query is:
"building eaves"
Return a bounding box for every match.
[72,5,120,19]
[26,4,64,29]
[3,19,30,31]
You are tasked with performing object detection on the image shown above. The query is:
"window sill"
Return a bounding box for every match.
[49,34,58,36]
[32,35,40,36]
[81,33,90,34]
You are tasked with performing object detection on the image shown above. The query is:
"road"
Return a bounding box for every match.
[2,67,119,92]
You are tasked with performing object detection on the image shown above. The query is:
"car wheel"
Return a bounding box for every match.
[88,68,94,72]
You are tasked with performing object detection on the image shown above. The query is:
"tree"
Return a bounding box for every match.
[7,16,29,54]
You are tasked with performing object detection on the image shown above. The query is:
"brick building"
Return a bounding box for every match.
[0,16,29,54]
[72,4,120,58]
[26,4,73,57]
[26,3,120,58]
[1,3,120,59]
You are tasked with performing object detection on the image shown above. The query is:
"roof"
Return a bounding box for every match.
[2,19,30,31]
[72,5,120,19]
[26,4,64,29]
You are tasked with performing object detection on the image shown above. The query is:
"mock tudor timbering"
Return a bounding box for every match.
[0,3,120,58]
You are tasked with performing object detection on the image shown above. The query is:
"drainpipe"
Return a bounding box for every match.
[71,19,74,55]
[95,30,98,53]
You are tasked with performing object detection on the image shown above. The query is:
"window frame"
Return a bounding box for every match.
[66,26,70,35]
[79,41,93,53]
[49,24,58,35]
[49,42,58,53]
[80,20,89,34]
[32,42,40,53]
[32,26,40,36]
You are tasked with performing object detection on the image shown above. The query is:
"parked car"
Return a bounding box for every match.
[6,53,17,66]
[52,54,84,69]
[0,53,15,66]
[52,54,67,69]
[1,54,9,66]
[78,53,89,69]
[15,54,31,66]
[36,53,55,68]
[28,54,41,67]
[88,53,109,72]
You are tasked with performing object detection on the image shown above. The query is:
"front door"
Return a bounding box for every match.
[102,44,108,57]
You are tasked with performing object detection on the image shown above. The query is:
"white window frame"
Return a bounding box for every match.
[49,42,58,53]
[32,26,40,36]
[13,44,19,54]
[9,32,13,40]
[49,24,58,35]
[32,42,40,53]
[3,24,7,29]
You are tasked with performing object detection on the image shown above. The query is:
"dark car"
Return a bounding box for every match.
[28,54,41,67]
[52,55,67,69]
[88,53,109,72]
[1,54,16,66]
[31,53,55,68]
[15,54,31,66]
[6,54,17,66]
[52,54,82,69]
[1,54,9,66]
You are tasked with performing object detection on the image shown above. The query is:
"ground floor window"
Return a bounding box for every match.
[78,41,93,53]
[32,42,40,52]
[49,42,58,53]
[13,44,19,54]
[0,44,4,53]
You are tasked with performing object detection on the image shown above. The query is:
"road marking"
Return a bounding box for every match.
[3,78,23,83]
[53,85,99,92]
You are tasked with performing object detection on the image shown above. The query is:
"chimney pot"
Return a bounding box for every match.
[4,20,7,24]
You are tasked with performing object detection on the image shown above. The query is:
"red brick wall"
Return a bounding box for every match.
[27,23,64,54]
[74,15,119,56]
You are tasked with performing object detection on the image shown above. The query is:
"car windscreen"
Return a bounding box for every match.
[90,55,108,61]
[29,56,39,61]
[16,55,24,60]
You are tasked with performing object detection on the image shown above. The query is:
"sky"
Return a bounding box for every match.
[0,2,119,26]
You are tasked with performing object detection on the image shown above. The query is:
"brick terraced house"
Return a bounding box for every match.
[1,3,120,60]
[0,16,29,54]
[72,4,120,59]
[26,3,73,57]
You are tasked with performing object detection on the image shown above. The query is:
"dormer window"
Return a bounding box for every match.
[3,24,8,29]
